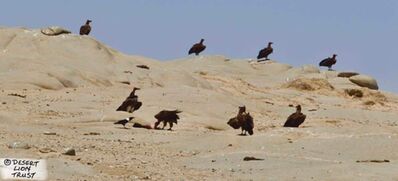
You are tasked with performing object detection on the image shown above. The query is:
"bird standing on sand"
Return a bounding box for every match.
[283,105,306,127]
[114,117,134,128]
[116,87,142,113]
[319,54,337,71]
[80,20,92,35]
[188,39,206,56]
[257,42,273,61]
[227,106,254,135]
[154,110,182,130]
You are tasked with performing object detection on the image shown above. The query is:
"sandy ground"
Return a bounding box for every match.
[1,27,398,180]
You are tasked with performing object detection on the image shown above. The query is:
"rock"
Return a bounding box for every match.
[345,89,364,98]
[41,26,71,36]
[39,147,56,153]
[119,81,130,85]
[349,75,379,90]
[8,142,30,149]
[63,148,76,156]
[338,72,359,78]
[142,176,151,180]
[7,93,26,98]
[83,132,100,135]
[136,65,150,69]
[356,159,389,163]
[243,156,264,161]
[43,131,57,135]
[363,100,376,106]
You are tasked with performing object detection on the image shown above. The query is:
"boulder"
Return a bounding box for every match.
[41,26,71,36]
[349,75,379,90]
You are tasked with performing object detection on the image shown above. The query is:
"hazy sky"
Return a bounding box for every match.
[1,0,397,92]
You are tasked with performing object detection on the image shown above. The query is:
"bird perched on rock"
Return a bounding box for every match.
[154,110,182,130]
[116,87,142,113]
[283,105,306,127]
[80,19,92,35]
[319,54,337,71]
[188,39,206,56]
[114,117,134,128]
[227,106,254,135]
[257,42,273,61]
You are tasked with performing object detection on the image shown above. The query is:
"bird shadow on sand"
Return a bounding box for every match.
[237,133,249,136]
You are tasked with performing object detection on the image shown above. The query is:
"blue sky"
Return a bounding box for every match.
[1,0,397,92]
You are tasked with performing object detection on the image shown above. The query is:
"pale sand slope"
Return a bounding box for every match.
[0,27,398,180]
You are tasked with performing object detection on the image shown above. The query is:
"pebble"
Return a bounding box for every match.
[83,132,100,135]
[39,147,56,153]
[43,132,57,135]
[243,156,264,161]
[8,142,30,149]
[63,148,76,156]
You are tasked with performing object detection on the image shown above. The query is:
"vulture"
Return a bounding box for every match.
[188,39,206,56]
[257,42,273,61]
[80,20,92,35]
[116,87,142,113]
[319,54,337,71]
[227,106,254,135]
[283,105,306,127]
[154,110,182,130]
[114,117,134,128]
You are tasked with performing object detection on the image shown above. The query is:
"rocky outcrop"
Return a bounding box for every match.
[41,26,71,36]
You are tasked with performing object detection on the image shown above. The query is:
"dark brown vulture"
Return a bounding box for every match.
[116,87,142,113]
[188,39,206,56]
[80,20,92,35]
[227,106,254,135]
[154,110,182,130]
[319,54,337,71]
[114,117,134,128]
[257,42,273,61]
[283,105,306,127]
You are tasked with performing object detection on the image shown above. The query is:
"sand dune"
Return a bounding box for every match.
[0,27,398,180]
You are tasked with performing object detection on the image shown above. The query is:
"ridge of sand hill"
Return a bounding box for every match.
[1,27,398,180]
